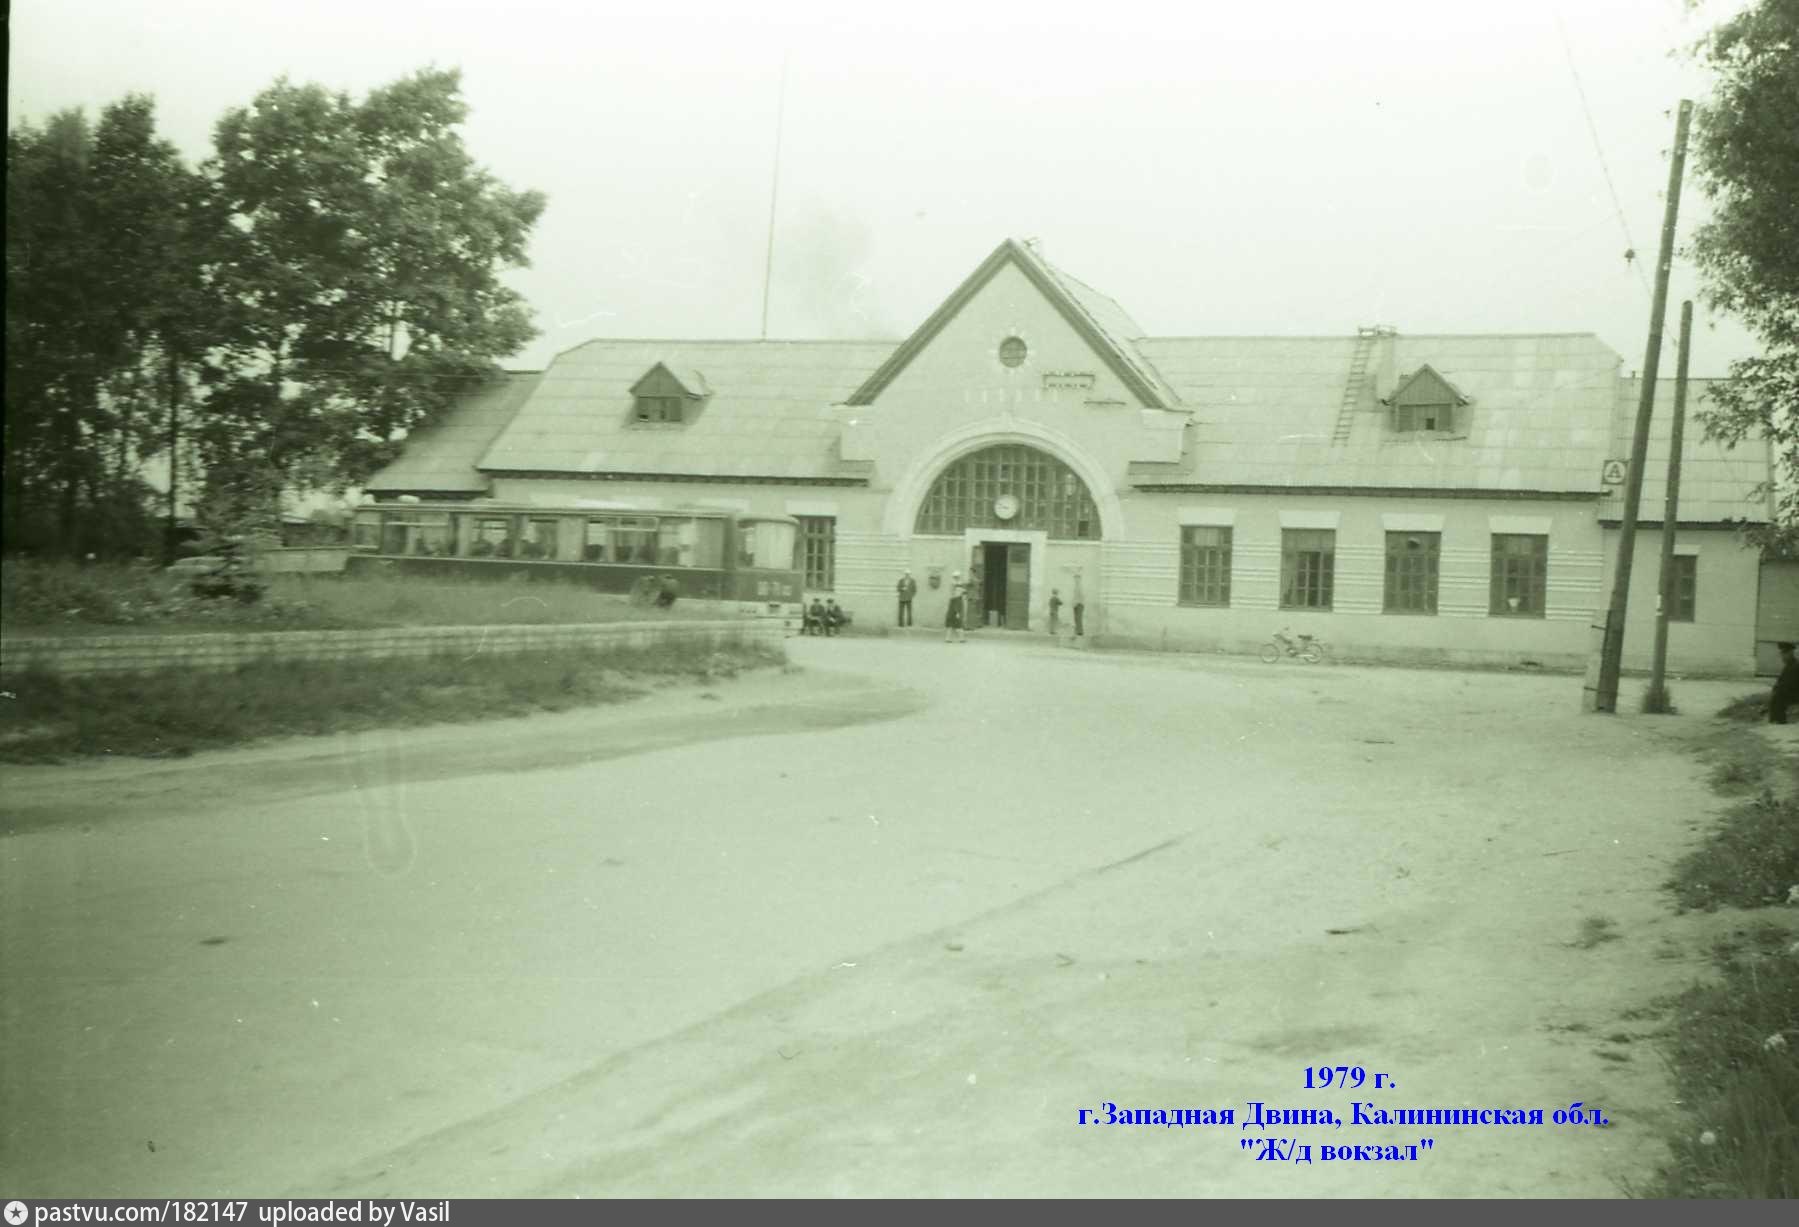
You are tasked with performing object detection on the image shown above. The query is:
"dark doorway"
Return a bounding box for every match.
[978,541,1030,629]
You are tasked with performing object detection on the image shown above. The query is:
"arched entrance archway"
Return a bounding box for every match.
[890,429,1116,631]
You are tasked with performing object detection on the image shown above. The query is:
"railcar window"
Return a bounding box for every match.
[352,513,381,551]
[738,520,798,570]
[690,519,725,569]
[469,517,515,559]
[520,518,560,560]
[381,513,452,557]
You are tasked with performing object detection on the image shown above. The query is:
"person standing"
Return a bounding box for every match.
[896,570,917,627]
[1048,588,1063,636]
[944,571,968,644]
[806,598,827,636]
[825,598,845,636]
[1771,641,1799,724]
[1071,573,1085,638]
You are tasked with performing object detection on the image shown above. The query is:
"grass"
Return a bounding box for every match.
[1667,790,1799,913]
[1,559,739,637]
[1640,714,1799,1198]
[1640,923,1799,1198]
[1716,691,1774,722]
[0,640,783,762]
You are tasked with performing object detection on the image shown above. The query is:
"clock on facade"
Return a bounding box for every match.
[993,494,1020,521]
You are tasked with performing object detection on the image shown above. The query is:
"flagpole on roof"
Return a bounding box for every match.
[759,52,790,341]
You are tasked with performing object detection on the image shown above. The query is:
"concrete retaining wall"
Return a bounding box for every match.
[0,619,786,679]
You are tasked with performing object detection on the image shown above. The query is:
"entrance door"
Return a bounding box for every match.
[976,541,1030,629]
[1005,543,1030,630]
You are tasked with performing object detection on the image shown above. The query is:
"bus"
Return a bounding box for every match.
[347,500,804,624]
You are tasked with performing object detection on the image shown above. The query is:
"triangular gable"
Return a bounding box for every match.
[1386,363,1470,407]
[629,362,710,399]
[846,238,1173,408]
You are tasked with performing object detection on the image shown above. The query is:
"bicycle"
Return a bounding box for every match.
[1260,628,1324,663]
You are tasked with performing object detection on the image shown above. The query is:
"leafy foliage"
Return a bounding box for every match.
[201,68,545,485]
[1689,0,1799,533]
[5,69,545,556]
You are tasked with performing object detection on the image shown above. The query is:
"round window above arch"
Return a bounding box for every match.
[998,337,1028,368]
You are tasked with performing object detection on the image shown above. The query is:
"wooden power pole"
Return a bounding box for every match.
[1588,100,1692,714]
[1646,301,1693,711]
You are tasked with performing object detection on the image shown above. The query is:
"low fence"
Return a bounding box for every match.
[0,619,786,679]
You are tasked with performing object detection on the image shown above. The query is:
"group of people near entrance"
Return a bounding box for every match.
[898,569,1081,644]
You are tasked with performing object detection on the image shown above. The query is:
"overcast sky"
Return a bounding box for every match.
[9,0,1761,377]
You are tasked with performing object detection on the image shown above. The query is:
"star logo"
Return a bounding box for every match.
[5,1201,30,1226]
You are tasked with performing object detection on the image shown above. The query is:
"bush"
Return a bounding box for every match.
[1644,927,1799,1198]
[1668,790,1799,912]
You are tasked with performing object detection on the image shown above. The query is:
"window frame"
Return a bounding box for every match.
[796,516,836,591]
[634,395,684,424]
[1489,533,1549,618]
[1383,530,1441,614]
[1280,528,1336,611]
[1667,554,1697,623]
[1177,525,1232,608]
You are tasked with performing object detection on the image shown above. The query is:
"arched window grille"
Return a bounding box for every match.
[913,444,1101,539]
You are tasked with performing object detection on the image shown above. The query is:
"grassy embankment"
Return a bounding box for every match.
[1643,692,1799,1199]
[0,558,726,635]
[0,560,783,763]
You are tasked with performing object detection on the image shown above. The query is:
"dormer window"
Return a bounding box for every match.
[1393,403,1450,433]
[636,395,684,424]
[630,362,710,427]
[1384,363,1469,434]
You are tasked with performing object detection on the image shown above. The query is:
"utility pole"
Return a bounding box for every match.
[759,53,790,341]
[1646,300,1693,712]
[1588,99,1692,713]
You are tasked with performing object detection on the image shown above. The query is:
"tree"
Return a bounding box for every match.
[202,67,545,489]
[5,100,203,557]
[1689,0,1799,543]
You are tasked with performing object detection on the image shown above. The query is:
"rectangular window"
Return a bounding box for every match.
[1178,526,1232,607]
[352,512,381,551]
[613,517,658,564]
[1281,529,1335,610]
[1384,531,1440,614]
[1490,533,1548,616]
[1668,554,1697,622]
[635,396,683,424]
[519,517,560,560]
[469,516,516,559]
[796,516,836,590]
[1394,404,1450,432]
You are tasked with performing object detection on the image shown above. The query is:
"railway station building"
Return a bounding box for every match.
[365,237,1781,673]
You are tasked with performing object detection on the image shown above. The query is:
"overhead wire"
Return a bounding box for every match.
[1552,8,1653,299]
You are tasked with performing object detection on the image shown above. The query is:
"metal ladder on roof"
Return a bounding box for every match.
[1331,327,1384,444]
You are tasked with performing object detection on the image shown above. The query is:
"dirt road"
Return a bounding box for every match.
[0,638,1764,1196]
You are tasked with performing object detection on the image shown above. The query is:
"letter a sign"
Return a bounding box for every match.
[1600,459,1627,486]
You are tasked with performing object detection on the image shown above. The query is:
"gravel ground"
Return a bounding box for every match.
[0,636,1786,1197]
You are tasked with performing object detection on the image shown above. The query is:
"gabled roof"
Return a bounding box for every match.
[1133,333,1624,493]
[845,238,1176,409]
[475,339,894,480]
[630,362,711,399]
[1386,363,1470,407]
[1601,377,1770,524]
[363,370,545,494]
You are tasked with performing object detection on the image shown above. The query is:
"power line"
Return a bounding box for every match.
[1553,9,1652,298]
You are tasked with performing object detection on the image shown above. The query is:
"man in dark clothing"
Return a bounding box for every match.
[1771,642,1799,724]
[897,571,917,627]
[806,598,827,636]
[825,599,845,636]
[655,574,679,608]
